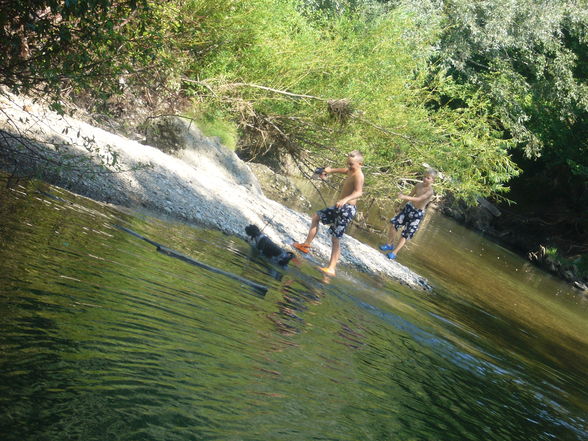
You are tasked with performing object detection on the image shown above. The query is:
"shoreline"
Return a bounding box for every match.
[0,92,432,291]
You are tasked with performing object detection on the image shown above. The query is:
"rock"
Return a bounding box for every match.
[442,194,498,232]
[143,115,261,194]
[246,162,312,211]
[143,116,185,153]
[477,197,501,217]
[561,270,576,282]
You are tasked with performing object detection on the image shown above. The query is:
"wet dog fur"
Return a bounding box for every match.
[245,224,295,267]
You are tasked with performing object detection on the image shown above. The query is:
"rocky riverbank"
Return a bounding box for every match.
[442,195,588,293]
[0,91,431,290]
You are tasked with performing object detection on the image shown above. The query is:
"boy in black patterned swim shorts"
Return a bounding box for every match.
[294,151,365,277]
[379,168,437,260]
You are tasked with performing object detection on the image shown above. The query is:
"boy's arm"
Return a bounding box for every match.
[325,166,349,174]
[399,187,432,203]
[336,174,364,207]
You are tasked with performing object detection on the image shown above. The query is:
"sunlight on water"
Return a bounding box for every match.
[0,181,587,441]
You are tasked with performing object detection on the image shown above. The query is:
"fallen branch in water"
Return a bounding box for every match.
[115,224,269,296]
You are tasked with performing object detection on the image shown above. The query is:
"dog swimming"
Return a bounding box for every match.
[245,224,295,267]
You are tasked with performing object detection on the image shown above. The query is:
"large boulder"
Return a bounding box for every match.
[441,194,501,234]
[143,116,261,193]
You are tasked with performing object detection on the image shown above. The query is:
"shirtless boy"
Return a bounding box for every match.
[379,168,437,259]
[294,150,365,277]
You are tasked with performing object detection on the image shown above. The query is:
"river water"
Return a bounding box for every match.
[1,180,587,441]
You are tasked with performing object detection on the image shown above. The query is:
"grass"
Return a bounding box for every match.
[187,109,238,151]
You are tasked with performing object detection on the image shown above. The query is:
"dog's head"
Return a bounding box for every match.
[278,251,296,267]
[245,224,262,239]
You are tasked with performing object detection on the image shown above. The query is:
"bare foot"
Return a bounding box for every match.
[319,267,336,277]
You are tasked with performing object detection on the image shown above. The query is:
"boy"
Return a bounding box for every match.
[293,150,365,277]
[379,168,437,259]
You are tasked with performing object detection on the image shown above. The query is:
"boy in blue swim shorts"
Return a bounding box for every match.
[294,151,365,277]
[316,204,358,239]
[379,168,437,259]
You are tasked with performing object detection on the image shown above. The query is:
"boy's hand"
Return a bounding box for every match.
[314,167,328,180]
[398,193,407,200]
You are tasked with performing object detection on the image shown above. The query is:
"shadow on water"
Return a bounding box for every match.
[0,180,587,441]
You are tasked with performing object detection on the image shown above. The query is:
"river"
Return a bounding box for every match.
[1,180,587,441]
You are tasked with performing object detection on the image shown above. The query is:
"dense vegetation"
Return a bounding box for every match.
[1,0,586,273]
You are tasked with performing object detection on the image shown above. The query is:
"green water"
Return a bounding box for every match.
[0,181,587,441]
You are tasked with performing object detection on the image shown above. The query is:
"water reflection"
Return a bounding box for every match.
[0,181,587,441]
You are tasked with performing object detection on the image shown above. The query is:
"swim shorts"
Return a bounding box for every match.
[391,202,424,239]
[318,204,357,238]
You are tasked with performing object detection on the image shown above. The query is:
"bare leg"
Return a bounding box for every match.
[386,223,397,247]
[321,236,340,276]
[392,236,407,255]
[303,213,320,245]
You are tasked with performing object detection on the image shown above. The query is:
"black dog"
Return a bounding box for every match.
[245,224,295,267]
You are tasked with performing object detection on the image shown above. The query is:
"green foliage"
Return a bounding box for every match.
[175,0,520,203]
[544,247,559,258]
[2,0,533,204]
[188,109,239,151]
[398,0,588,195]
[0,0,193,106]
[544,247,588,280]
[2,0,135,94]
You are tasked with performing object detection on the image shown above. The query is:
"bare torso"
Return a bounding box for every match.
[338,168,364,205]
[410,182,434,210]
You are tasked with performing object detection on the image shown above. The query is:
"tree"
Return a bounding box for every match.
[416,0,586,167]
[1,0,523,205]
[398,0,588,253]
[1,1,136,94]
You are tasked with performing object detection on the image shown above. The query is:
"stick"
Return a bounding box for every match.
[115,225,268,295]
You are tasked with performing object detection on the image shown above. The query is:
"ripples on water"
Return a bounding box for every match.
[0,182,587,441]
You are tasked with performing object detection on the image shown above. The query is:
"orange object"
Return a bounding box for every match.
[293,242,311,254]
[319,267,336,277]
